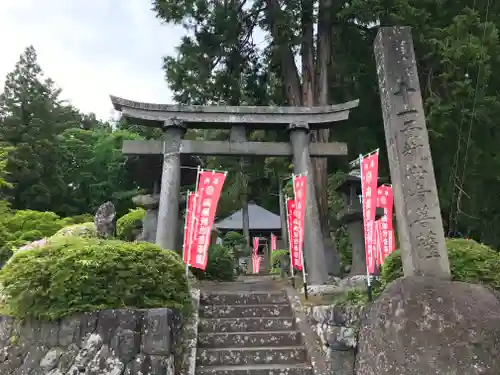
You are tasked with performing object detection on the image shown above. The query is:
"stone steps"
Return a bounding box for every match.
[196,285,312,375]
[198,317,295,333]
[200,292,288,306]
[198,331,301,348]
[196,346,308,366]
[195,363,313,375]
[199,304,292,319]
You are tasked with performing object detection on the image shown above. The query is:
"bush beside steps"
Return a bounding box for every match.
[381,238,500,290]
[0,237,191,320]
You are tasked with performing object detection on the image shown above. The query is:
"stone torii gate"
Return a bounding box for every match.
[110,95,359,285]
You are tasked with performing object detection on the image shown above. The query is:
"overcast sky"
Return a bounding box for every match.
[0,0,184,120]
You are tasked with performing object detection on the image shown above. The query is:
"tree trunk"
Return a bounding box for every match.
[312,0,341,275]
[264,0,338,282]
[264,0,302,105]
[300,0,315,107]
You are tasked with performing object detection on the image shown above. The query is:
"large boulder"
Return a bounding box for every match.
[355,276,500,375]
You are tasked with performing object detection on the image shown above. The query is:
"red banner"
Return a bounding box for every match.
[252,236,260,274]
[286,199,299,270]
[271,233,277,251]
[376,184,396,265]
[252,253,261,274]
[252,237,259,255]
[361,152,379,274]
[292,175,307,271]
[189,171,226,270]
[183,192,196,264]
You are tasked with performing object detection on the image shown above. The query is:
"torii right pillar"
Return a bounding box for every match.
[289,121,329,285]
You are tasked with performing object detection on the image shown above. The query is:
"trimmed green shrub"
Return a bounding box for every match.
[2,210,65,238]
[52,222,97,239]
[0,237,191,320]
[18,230,44,242]
[381,238,500,290]
[117,208,145,241]
[69,214,94,224]
[0,209,93,266]
[192,244,235,281]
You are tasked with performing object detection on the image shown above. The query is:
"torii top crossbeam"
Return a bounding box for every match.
[110,95,359,129]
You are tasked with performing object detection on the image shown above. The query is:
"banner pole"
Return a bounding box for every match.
[293,174,308,300]
[285,195,295,287]
[186,166,202,277]
[359,153,373,301]
[183,190,192,277]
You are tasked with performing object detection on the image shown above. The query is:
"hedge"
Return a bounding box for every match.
[381,238,500,290]
[0,237,191,320]
[116,208,146,241]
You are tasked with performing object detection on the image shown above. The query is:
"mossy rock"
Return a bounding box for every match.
[381,238,500,290]
[116,208,146,241]
[52,222,97,239]
[0,237,191,320]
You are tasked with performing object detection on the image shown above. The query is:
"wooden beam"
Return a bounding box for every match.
[122,140,348,157]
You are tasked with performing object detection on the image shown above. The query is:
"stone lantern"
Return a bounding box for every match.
[336,168,385,276]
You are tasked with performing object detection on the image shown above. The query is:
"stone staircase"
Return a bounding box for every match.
[196,281,313,375]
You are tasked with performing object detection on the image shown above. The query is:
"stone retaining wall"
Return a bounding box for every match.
[305,304,364,375]
[0,307,183,374]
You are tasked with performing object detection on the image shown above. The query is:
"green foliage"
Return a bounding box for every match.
[54,128,142,217]
[0,237,191,320]
[333,289,369,307]
[116,208,146,241]
[0,46,140,217]
[335,226,352,275]
[381,239,500,290]
[380,249,404,287]
[0,246,12,269]
[52,222,97,239]
[68,214,94,224]
[2,210,64,238]
[17,230,44,242]
[270,249,289,273]
[191,244,235,281]
[223,231,246,249]
[0,209,66,261]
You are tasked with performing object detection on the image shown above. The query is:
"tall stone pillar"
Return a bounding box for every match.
[155,118,186,250]
[374,27,450,278]
[289,121,328,285]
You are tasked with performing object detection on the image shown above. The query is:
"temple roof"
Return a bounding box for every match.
[215,203,281,231]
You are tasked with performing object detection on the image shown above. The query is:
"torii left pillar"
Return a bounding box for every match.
[156,118,185,250]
